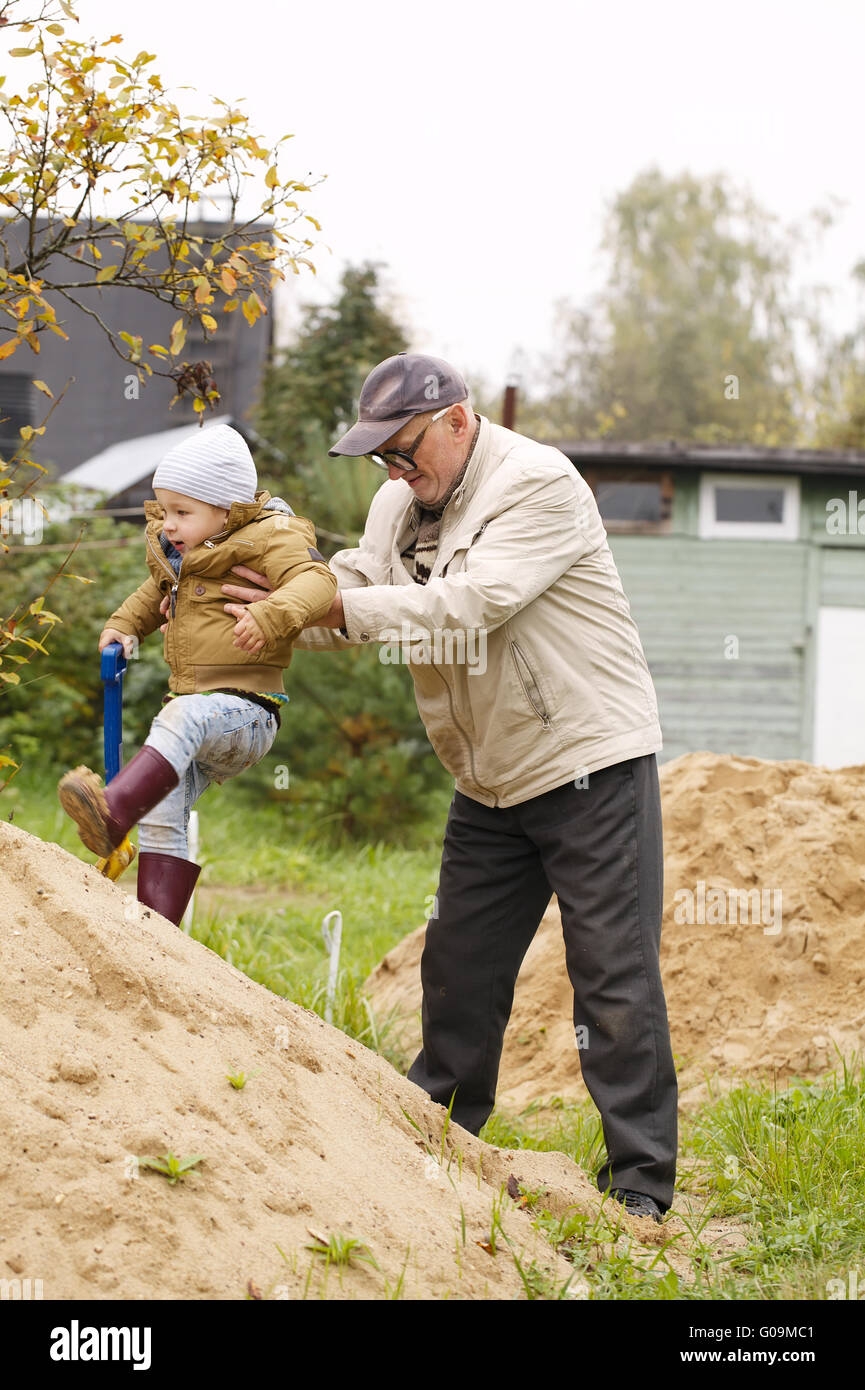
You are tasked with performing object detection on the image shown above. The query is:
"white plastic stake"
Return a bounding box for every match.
[321,910,343,1024]
[182,809,200,934]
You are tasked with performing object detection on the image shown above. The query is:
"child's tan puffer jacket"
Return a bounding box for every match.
[105,492,337,694]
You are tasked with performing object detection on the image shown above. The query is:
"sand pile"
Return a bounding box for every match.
[366,753,865,1111]
[0,818,706,1302]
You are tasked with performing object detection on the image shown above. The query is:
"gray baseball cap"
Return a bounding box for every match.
[328,352,468,456]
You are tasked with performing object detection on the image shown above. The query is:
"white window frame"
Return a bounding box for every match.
[698,472,800,540]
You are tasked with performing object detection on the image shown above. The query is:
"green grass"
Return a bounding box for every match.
[8,759,865,1300]
[481,1057,865,1301]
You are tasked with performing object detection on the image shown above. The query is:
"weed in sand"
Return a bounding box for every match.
[137,1152,204,1185]
[226,1068,259,1090]
[304,1231,378,1272]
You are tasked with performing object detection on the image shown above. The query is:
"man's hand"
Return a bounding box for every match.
[220,564,274,604]
[221,563,345,630]
[99,627,137,658]
[224,603,267,653]
[156,566,272,633]
[221,565,272,652]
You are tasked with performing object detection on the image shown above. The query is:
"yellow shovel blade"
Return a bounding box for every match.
[98,835,136,881]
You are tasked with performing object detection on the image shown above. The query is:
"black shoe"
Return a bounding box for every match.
[610,1188,663,1223]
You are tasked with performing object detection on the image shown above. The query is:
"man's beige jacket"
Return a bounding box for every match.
[296,415,662,807]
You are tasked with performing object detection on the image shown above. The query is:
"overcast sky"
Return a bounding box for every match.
[66,0,865,395]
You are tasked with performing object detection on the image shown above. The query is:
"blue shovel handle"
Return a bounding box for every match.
[101,642,127,784]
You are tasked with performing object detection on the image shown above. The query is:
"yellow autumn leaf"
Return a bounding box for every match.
[0,339,19,361]
[96,264,118,283]
[201,314,217,332]
[168,320,186,355]
[220,267,236,293]
[265,165,278,189]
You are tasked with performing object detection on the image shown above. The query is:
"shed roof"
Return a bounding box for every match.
[556,439,865,478]
[62,414,243,494]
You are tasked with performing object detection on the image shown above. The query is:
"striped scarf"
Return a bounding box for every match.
[407,417,480,585]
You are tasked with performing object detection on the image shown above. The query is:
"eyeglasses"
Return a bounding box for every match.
[366,406,448,472]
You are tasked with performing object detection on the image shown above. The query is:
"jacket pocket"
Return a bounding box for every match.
[510,640,552,727]
[437,520,488,578]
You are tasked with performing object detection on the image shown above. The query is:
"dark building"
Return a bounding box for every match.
[0,217,273,479]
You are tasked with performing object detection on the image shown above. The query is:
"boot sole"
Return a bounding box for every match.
[58,766,117,857]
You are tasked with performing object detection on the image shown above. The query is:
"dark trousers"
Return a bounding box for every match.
[406,754,678,1210]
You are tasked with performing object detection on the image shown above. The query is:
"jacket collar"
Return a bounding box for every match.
[450,413,486,507]
[144,489,273,535]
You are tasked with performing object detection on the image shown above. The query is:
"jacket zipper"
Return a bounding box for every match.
[148,528,254,615]
[424,516,497,801]
[146,532,181,619]
[510,640,552,728]
[428,662,498,806]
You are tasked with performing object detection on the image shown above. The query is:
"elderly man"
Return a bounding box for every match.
[222,352,677,1222]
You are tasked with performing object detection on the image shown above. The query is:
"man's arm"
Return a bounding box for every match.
[233,529,338,649]
[340,467,591,643]
[221,538,387,651]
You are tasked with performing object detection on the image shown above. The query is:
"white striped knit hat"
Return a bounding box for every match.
[152,423,257,509]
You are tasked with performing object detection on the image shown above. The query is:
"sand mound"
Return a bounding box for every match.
[0,818,712,1301]
[366,753,865,1112]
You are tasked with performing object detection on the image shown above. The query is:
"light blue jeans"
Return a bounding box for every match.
[138,692,279,859]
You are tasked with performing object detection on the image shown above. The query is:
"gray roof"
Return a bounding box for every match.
[62,414,239,494]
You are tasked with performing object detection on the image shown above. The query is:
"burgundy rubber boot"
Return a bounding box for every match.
[58,745,179,857]
[137,852,201,927]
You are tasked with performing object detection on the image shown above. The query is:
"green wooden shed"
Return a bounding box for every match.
[557,441,865,768]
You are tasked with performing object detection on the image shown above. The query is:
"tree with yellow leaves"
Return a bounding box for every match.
[0,0,321,784]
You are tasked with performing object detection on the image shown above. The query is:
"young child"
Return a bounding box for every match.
[58,423,337,925]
